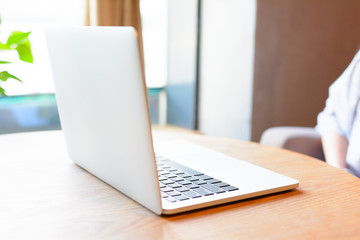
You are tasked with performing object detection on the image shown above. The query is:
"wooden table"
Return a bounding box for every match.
[1,127,360,239]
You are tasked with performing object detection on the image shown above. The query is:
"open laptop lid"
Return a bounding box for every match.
[45,26,162,215]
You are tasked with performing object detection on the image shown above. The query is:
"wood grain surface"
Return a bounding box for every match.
[1,127,359,239]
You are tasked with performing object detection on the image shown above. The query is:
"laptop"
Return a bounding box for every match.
[45,26,299,215]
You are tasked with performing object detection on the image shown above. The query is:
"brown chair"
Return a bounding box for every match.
[260,127,325,161]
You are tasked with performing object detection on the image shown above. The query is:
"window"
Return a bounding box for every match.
[140,0,168,88]
[0,0,168,95]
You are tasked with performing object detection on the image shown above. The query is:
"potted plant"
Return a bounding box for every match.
[0,16,33,96]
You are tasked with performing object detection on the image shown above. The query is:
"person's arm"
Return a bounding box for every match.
[316,50,360,174]
[321,132,348,169]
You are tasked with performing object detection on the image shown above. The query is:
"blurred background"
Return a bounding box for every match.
[1,0,360,143]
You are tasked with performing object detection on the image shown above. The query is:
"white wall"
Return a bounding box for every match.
[199,0,256,140]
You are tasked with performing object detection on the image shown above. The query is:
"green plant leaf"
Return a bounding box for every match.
[0,86,6,96]
[6,31,31,47]
[0,42,11,50]
[0,71,22,82]
[4,31,33,63]
[0,18,32,96]
[16,40,33,63]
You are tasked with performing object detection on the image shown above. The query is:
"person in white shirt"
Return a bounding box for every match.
[316,50,360,177]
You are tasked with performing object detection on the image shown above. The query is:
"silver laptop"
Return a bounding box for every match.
[45,26,298,215]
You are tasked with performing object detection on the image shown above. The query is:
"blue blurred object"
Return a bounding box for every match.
[0,94,61,134]
[0,88,164,134]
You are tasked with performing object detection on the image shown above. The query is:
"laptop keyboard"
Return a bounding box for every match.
[156,155,239,203]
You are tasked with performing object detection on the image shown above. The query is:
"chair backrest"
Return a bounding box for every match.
[260,127,325,161]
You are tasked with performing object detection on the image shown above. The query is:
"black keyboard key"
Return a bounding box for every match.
[161,187,174,192]
[192,179,207,185]
[172,170,185,175]
[193,173,204,176]
[166,173,178,178]
[158,176,167,181]
[214,182,230,188]
[187,177,199,182]
[175,186,190,192]
[222,186,239,191]
[161,179,174,185]
[178,180,192,185]
[167,191,181,197]
[173,195,190,201]
[171,177,184,182]
[181,174,192,178]
[167,182,182,188]
[207,178,221,184]
[183,190,202,198]
[201,183,226,194]
[168,168,179,172]
[164,197,177,203]
[185,183,200,189]
[197,175,213,180]
[193,187,214,196]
